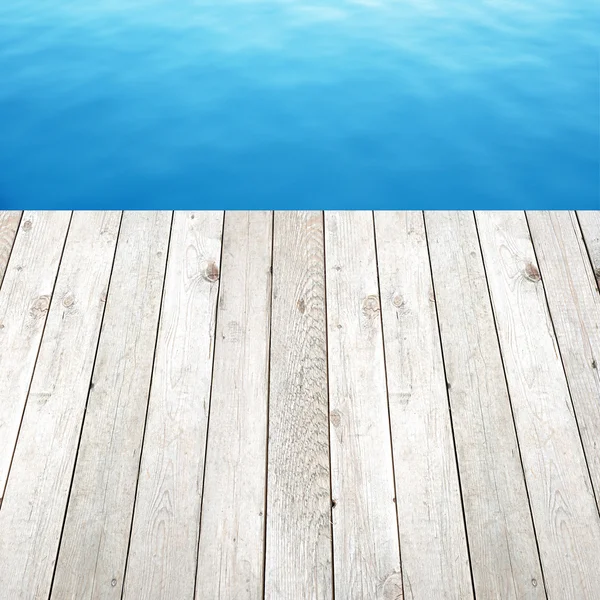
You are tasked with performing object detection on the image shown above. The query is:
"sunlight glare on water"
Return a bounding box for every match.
[0,0,598,207]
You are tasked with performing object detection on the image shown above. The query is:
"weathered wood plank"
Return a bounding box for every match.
[476,211,600,598]
[374,211,472,599]
[264,211,332,600]
[0,211,21,286]
[122,211,223,600]
[576,211,600,282]
[527,211,600,505]
[324,211,401,599]
[424,211,544,599]
[0,211,120,599]
[51,211,171,599]
[0,211,71,498]
[195,211,272,599]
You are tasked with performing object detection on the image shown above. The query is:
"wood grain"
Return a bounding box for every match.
[0,211,21,286]
[0,211,120,599]
[122,211,223,600]
[195,211,272,600]
[476,210,600,598]
[425,211,544,599]
[0,211,71,497]
[374,211,472,600]
[527,211,600,506]
[51,211,171,599]
[2,209,599,598]
[264,211,332,600]
[576,211,600,282]
[324,211,401,599]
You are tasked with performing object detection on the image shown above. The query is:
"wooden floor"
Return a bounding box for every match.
[1,211,600,600]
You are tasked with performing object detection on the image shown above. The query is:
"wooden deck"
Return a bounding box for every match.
[1,211,600,600]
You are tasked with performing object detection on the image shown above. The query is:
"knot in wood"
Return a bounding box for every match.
[392,294,404,309]
[22,220,33,232]
[382,571,403,600]
[330,409,342,428]
[297,298,306,314]
[524,262,541,282]
[62,293,75,308]
[202,261,219,283]
[362,295,380,317]
[31,295,50,317]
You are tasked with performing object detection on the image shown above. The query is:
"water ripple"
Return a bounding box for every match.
[0,0,598,207]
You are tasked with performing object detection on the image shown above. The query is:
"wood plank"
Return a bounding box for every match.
[122,211,223,600]
[264,212,333,599]
[374,211,472,599]
[576,211,600,283]
[475,211,600,598]
[527,211,600,504]
[424,211,544,599]
[0,211,71,498]
[0,211,120,599]
[195,212,272,600]
[324,211,401,599]
[0,211,21,286]
[51,211,172,599]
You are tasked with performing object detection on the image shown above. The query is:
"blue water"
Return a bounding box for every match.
[0,0,598,208]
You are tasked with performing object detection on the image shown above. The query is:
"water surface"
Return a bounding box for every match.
[0,0,598,208]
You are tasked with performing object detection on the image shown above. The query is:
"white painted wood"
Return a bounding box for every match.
[0,211,120,599]
[0,211,71,497]
[264,212,332,600]
[122,211,223,600]
[324,211,401,599]
[195,212,272,600]
[0,211,21,286]
[3,209,600,599]
[576,211,600,281]
[476,211,600,599]
[527,211,600,504]
[425,211,544,599]
[374,211,472,599]
[51,211,171,600]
